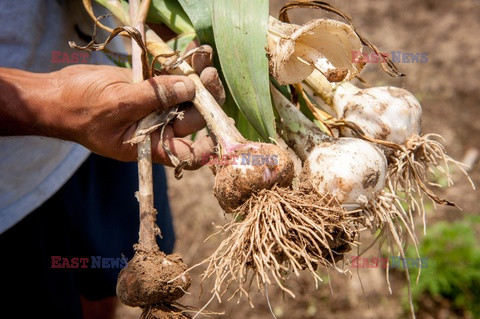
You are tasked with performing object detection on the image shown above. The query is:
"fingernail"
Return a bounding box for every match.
[174,79,195,101]
[174,81,188,101]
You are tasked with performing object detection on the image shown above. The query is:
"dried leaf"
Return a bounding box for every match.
[279,1,405,77]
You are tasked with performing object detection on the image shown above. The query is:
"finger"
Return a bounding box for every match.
[172,106,206,137]
[151,126,215,169]
[116,123,214,167]
[184,40,200,65]
[190,45,213,74]
[105,126,140,162]
[200,67,226,106]
[121,75,195,120]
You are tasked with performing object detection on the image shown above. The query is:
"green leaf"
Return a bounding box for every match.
[223,95,264,142]
[211,0,276,142]
[94,0,130,24]
[177,0,214,45]
[177,0,268,141]
[147,0,195,35]
[166,33,196,52]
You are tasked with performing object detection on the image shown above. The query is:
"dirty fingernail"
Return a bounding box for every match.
[174,81,188,100]
[173,79,195,101]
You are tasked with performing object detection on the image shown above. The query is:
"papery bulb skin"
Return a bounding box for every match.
[302,138,387,209]
[268,17,364,85]
[334,85,422,144]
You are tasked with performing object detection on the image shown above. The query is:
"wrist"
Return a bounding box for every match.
[0,67,59,137]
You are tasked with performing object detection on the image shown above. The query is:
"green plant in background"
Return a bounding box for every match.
[406,215,480,317]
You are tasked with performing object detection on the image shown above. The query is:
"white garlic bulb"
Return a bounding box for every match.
[304,138,387,208]
[333,83,422,144]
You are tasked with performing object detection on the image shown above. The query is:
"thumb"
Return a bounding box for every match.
[124,75,195,120]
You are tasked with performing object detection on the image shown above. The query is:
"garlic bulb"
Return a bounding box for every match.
[271,85,387,209]
[304,138,387,208]
[333,83,422,144]
[267,17,364,85]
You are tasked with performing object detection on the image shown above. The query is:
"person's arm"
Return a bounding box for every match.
[0,52,222,167]
[0,67,55,137]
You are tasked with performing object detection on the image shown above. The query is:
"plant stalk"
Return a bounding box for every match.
[270,84,331,161]
[303,69,336,106]
[131,0,159,253]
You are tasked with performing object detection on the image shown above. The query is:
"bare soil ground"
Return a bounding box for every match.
[117,0,480,318]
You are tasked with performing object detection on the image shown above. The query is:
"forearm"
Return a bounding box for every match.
[0,67,58,137]
[0,63,216,164]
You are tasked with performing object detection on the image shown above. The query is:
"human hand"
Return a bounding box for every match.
[45,45,224,167]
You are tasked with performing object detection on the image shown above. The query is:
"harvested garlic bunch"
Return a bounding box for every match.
[267,17,364,85]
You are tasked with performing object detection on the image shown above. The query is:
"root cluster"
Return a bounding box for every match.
[197,134,473,314]
[193,133,473,317]
[202,185,356,304]
[141,303,193,319]
[387,134,474,233]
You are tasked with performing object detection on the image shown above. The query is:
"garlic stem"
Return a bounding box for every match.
[267,16,363,85]
[295,42,336,75]
[303,69,336,106]
[304,69,359,111]
[270,84,332,161]
[131,0,159,253]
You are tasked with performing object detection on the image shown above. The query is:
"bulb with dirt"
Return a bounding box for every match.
[117,250,191,307]
[116,200,191,308]
[212,142,295,213]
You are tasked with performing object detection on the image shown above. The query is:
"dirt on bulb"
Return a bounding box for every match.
[213,143,295,213]
[116,251,191,307]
